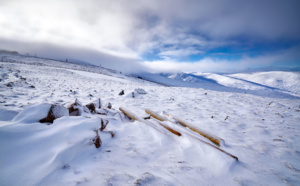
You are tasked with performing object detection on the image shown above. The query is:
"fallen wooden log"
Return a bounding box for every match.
[187,132,238,160]
[119,107,180,136]
[145,108,169,121]
[145,109,237,160]
[145,109,223,146]
[150,118,181,136]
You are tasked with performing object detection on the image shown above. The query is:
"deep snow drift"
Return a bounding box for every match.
[0,54,300,185]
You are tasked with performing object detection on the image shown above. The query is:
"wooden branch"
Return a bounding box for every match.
[145,109,238,161]
[150,118,181,136]
[146,109,223,146]
[188,132,238,160]
[145,108,169,121]
[119,107,180,136]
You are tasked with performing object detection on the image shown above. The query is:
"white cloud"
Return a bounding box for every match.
[159,48,203,57]
[142,49,296,73]
[0,0,299,72]
[0,0,139,58]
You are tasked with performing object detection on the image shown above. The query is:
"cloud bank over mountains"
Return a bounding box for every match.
[0,0,299,72]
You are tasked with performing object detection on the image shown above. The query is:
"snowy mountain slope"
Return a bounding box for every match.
[133,72,300,99]
[229,71,300,96]
[0,53,120,77]
[1,56,300,185]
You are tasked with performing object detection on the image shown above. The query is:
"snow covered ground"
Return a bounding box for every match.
[0,54,300,185]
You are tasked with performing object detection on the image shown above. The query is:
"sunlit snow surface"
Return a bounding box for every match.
[0,55,300,185]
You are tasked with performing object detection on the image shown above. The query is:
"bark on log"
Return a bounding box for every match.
[119,107,180,136]
[151,118,181,136]
[146,109,237,160]
[187,132,238,160]
[168,114,223,146]
[145,108,223,146]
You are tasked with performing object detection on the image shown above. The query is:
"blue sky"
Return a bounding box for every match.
[0,0,299,73]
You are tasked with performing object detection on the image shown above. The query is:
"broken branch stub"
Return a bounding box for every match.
[68,99,83,116]
[86,103,96,113]
[93,98,102,109]
[102,130,115,138]
[107,102,112,109]
[100,119,109,131]
[92,130,102,148]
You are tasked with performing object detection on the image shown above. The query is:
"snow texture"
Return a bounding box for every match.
[0,54,300,185]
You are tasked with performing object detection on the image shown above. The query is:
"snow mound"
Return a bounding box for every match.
[0,116,118,185]
[12,103,51,123]
[135,88,147,94]
[0,109,19,121]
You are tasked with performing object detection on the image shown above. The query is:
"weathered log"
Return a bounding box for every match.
[145,109,223,146]
[145,109,237,160]
[119,107,180,136]
[151,118,181,136]
[145,109,169,121]
[168,113,223,146]
[187,132,238,160]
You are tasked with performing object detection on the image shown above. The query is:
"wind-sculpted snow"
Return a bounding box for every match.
[1,56,300,185]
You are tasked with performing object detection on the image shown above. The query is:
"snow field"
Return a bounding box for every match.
[229,71,300,96]
[0,60,300,185]
[142,71,300,98]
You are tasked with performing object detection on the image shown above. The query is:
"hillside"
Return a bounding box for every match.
[0,55,300,185]
[133,71,300,99]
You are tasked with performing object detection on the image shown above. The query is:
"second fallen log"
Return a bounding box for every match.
[145,108,223,146]
[168,113,223,146]
[145,109,237,160]
[119,107,181,137]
